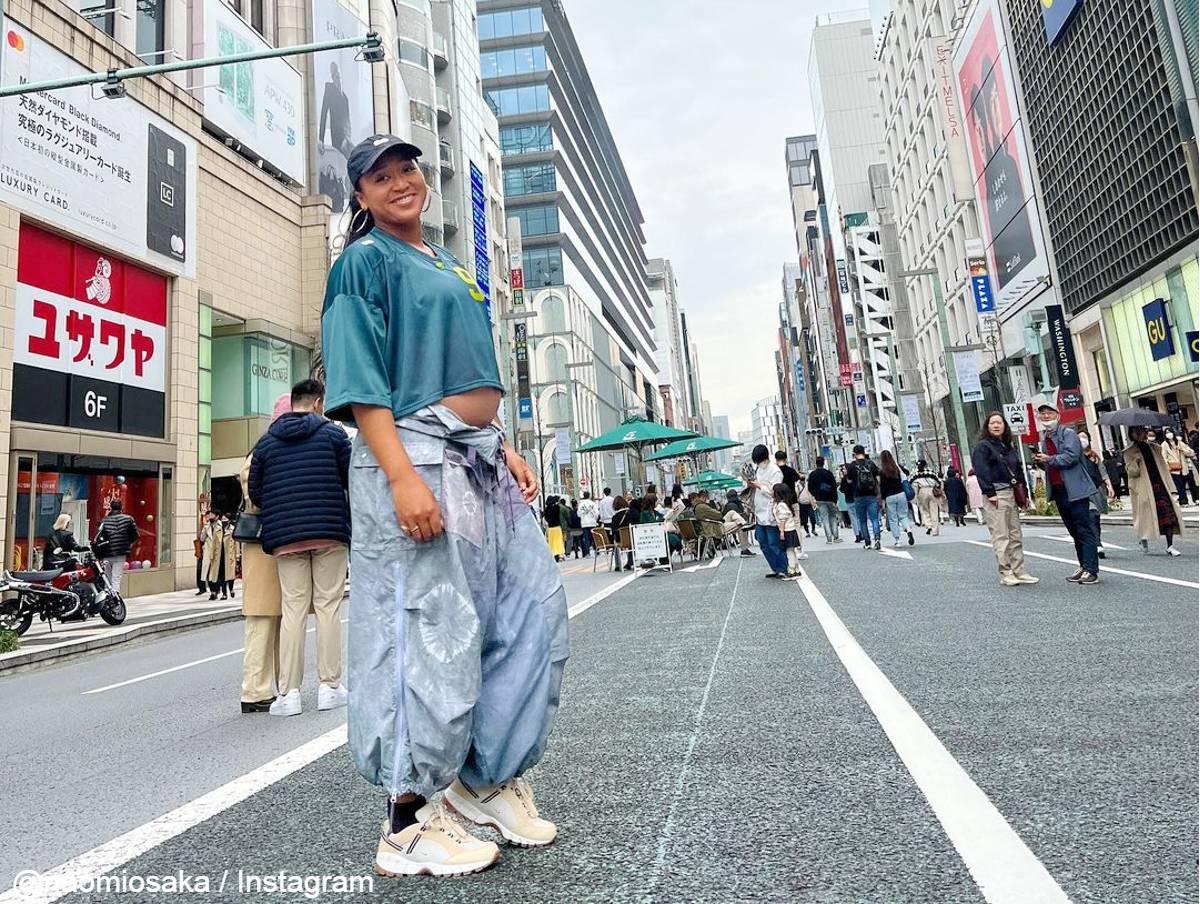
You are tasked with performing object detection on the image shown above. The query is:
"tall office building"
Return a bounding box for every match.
[479,0,660,495]
[751,397,785,453]
[807,13,891,437]
[647,258,688,428]
[1002,0,1198,440]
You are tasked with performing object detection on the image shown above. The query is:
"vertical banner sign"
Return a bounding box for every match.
[1142,298,1175,361]
[13,223,166,437]
[929,36,974,200]
[968,254,995,312]
[469,162,491,319]
[901,394,924,432]
[1044,304,1080,388]
[1186,331,1199,364]
[555,426,572,465]
[508,217,531,420]
[953,351,985,403]
[311,0,375,228]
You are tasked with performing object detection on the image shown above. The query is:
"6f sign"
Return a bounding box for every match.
[84,391,108,418]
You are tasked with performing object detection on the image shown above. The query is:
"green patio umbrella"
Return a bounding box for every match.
[685,470,742,488]
[643,435,742,462]
[573,417,698,454]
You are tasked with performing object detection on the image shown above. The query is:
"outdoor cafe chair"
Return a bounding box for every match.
[591,527,617,573]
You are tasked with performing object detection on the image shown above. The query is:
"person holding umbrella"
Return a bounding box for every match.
[1124,426,1185,556]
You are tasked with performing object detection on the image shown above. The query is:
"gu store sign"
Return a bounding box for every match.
[13,224,166,437]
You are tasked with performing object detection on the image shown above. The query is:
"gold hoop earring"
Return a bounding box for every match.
[422,192,432,214]
[350,206,370,235]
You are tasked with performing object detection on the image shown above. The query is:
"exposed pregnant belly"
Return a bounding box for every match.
[439,387,501,428]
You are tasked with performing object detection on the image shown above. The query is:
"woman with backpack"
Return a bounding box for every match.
[911,460,944,536]
[971,412,1038,586]
[879,450,915,547]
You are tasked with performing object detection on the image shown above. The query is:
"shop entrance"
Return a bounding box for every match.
[5,451,171,574]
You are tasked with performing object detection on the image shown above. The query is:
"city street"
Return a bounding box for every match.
[2,526,1194,903]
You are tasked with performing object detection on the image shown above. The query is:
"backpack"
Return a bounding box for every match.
[853,461,879,497]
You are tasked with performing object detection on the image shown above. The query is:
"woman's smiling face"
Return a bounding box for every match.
[355,151,427,230]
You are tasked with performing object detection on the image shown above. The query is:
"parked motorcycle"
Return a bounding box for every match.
[0,546,127,636]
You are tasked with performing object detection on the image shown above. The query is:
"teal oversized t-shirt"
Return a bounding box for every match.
[321,227,502,424]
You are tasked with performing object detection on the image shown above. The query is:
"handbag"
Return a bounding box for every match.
[901,479,915,502]
[232,509,263,544]
[1000,455,1029,508]
[798,486,815,506]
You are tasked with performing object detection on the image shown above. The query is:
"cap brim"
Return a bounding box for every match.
[353,140,423,186]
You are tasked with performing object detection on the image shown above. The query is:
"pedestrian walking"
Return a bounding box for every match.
[237,449,282,714]
[1124,426,1185,556]
[971,412,1038,586]
[1078,428,1115,559]
[1033,405,1100,584]
[944,468,969,527]
[1161,427,1198,506]
[776,450,801,496]
[846,446,883,551]
[249,379,351,717]
[578,491,599,557]
[773,483,806,575]
[966,469,985,524]
[750,445,789,578]
[807,456,841,543]
[543,495,566,561]
[1102,448,1128,498]
[796,478,817,537]
[320,134,566,876]
[567,499,583,558]
[202,514,237,600]
[94,499,138,596]
[838,465,859,539]
[911,461,944,535]
[879,450,914,547]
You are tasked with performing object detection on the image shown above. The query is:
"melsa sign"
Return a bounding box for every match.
[13,223,166,437]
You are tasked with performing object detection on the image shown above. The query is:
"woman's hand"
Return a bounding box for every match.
[505,446,539,503]
[391,472,443,542]
[987,496,1000,508]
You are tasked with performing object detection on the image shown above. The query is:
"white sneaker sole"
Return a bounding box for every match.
[317,695,347,711]
[269,699,301,717]
[444,787,556,848]
[374,849,498,878]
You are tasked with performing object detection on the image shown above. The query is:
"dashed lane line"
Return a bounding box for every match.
[966,540,1198,589]
[792,569,1070,904]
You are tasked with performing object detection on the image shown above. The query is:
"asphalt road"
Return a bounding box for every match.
[3,523,1195,903]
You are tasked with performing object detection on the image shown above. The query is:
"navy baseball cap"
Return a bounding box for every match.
[347,134,422,188]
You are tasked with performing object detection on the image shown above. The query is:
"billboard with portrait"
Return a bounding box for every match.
[311,0,375,223]
[954,1,1049,315]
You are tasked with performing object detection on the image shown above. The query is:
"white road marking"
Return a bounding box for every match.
[1039,534,1126,550]
[681,554,725,573]
[878,547,914,560]
[29,585,623,902]
[1,608,242,663]
[966,540,1198,589]
[84,619,350,695]
[647,557,742,898]
[791,570,1070,904]
[0,725,350,904]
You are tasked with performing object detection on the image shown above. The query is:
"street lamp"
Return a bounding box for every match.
[901,267,972,466]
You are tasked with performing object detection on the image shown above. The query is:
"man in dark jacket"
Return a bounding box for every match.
[96,499,138,595]
[776,451,800,494]
[807,455,841,543]
[249,379,351,717]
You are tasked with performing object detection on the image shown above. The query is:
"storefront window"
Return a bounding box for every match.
[212,333,312,420]
[160,466,173,565]
[14,455,162,571]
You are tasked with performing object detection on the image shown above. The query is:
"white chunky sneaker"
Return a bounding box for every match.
[268,688,301,717]
[317,683,348,711]
[445,777,557,847]
[374,800,500,878]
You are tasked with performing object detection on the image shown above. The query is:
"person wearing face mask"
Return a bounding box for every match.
[1076,428,1114,559]
[1032,405,1100,584]
[321,135,566,878]
[1160,427,1197,507]
[1124,426,1185,556]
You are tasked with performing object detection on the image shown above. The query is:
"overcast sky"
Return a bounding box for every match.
[565,0,866,435]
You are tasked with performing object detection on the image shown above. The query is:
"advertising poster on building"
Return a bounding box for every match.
[901,394,923,432]
[13,223,166,437]
[200,0,306,184]
[929,35,974,201]
[555,426,572,465]
[954,1,1049,314]
[1045,304,1080,388]
[0,19,197,278]
[311,0,375,220]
